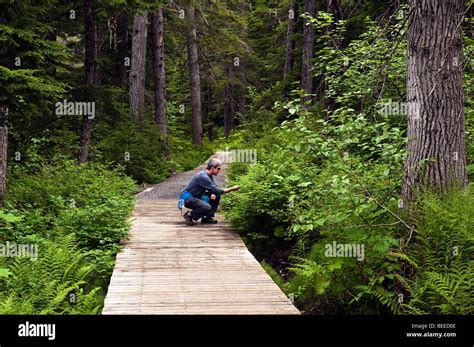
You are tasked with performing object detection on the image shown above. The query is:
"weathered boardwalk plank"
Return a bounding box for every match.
[102,154,299,315]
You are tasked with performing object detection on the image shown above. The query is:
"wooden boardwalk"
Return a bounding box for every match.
[102,155,299,314]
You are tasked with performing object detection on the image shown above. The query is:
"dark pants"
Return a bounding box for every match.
[184,194,220,221]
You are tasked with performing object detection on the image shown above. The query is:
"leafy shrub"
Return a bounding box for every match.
[224,110,473,314]
[95,119,168,183]
[223,109,408,313]
[167,134,215,173]
[222,7,466,314]
[222,7,472,315]
[0,159,137,313]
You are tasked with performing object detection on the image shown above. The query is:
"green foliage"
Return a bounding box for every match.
[7,157,136,214]
[96,118,168,183]
[167,134,215,173]
[289,257,341,297]
[0,159,137,314]
[0,1,69,143]
[223,7,472,315]
[261,260,286,290]
[463,23,474,179]
[0,0,471,318]
[398,186,474,314]
[311,8,408,112]
[0,235,101,314]
[223,108,406,313]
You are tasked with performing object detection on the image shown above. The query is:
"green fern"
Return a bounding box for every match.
[0,234,101,314]
[400,185,474,315]
[402,269,473,314]
[289,257,337,298]
[351,277,400,314]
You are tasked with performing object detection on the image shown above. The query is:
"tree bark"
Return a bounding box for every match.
[95,21,101,84]
[78,0,97,164]
[238,68,247,122]
[224,66,235,138]
[84,0,97,86]
[129,12,147,123]
[0,107,7,207]
[45,30,57,77]
[283,0,296,80]
[326,0,342,26]
[117,12,129,87]
[224,85,235,138]
[151,8,167,137]
[205,84,214,141]
[300,0,316,101]
[185,6,203,147]
[402,0,467,202]
[323,0,342,119]
[0,5,7,203]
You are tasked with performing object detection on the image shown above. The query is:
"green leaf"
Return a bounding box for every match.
[0,211,23,223]
[274,225,286,237]
[327,258,344,271]
[467,164,474,174]
[0,268,13,278]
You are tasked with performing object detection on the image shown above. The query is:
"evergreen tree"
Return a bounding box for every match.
[129,11,147,123]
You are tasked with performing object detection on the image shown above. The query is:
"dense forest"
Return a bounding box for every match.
[0,0,472,315]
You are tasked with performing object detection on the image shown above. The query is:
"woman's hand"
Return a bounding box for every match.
[223,185,240,193]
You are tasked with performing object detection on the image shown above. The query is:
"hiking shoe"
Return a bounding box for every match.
[183,211,194,226]
[201,217,218,224]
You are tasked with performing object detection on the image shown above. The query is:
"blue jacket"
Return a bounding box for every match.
[185,170,224,198]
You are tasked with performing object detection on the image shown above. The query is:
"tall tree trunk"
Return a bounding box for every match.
[323,0,342,119]
[117,12,129,87]
[0,7,9,206]
[238,68,247,122]
[401,0,467,203]
[129,12,147,123]
[185,6,203,147]
[237,4,248,124]
[0,107,7,207]
[78,0,97,164]
[205,84,214,141]
[326,0,342,26]
[151,8,167,136]
[45,30,57,77]
[84,0,97,86]
[300,0,316,101]
[224,66,235,138]
[95,22,101,84]
[0,6,7,205]
[283,0,296,80]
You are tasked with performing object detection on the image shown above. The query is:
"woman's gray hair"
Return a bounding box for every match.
[207,158,222,169]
